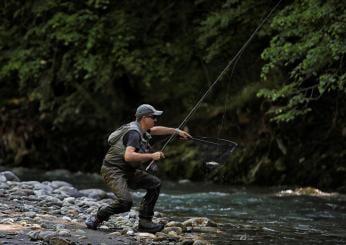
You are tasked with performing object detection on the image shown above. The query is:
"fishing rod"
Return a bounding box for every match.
[146,0,282,171]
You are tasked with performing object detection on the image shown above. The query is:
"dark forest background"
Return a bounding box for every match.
[0,0,345,191]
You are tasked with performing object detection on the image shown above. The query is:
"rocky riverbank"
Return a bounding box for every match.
[0,171,219,245]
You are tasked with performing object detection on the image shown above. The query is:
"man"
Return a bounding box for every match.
[85,104,191,233]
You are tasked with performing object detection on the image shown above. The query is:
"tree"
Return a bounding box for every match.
[258,0,345,122]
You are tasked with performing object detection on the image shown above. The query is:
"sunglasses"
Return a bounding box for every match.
[147,115,158,120]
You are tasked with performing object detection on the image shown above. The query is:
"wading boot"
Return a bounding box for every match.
[85,215,103,230]
[138,219,164,233]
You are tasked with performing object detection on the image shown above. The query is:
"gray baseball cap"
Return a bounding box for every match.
[135,104,163,118]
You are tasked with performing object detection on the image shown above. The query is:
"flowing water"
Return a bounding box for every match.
[4,167,346,244]
[151,182,346,244]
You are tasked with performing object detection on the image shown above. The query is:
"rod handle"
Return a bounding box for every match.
[146,160,155,171]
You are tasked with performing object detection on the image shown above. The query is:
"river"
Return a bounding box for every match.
[3,167,346,244]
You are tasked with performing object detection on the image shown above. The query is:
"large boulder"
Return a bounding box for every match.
[0,171,20,182]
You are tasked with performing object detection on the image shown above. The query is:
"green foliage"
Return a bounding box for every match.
[258,0,346,122]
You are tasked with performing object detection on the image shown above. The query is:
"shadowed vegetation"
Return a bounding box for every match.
[0,0,345,190]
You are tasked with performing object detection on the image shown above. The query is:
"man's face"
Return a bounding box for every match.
[142,114,157,129]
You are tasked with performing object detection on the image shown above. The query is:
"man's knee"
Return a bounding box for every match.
[150,176,161,189]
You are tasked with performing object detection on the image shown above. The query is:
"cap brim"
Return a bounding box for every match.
[152,110,163,116]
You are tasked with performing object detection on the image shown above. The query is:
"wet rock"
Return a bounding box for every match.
[137,232,157,239]
[106,192,116,199]
[75,229,86,235]
[185,226,193,232]
[167,230,180,240]
[109,231,122,236]
[0,182,9,189]
[192,240,210,245]
[166,221,185,228]
[277,187,334,197]
[126,229,135,236]
[34,186,54,196]
[99,225,110,230]
[154,211,163,218]
[55,224,66,231]
[182,217,217,227]
[40,196,62,206]
[15,190,30,197]
[296,187,334,196]
[19,221,30,227]
[57,229,72,237]
[191,227,220,233]
[127,211,137,219]
[0,175,7,182]
[23,211,36,218]
[49,181,72,189]
[60,206,80,217]
[1,218,15,224]
[39,230,57,240]
[31,224,41,230]
[62,216,72,222]
[0,171,20,182]
[27,231,40,240]
[178,179,191,184]
[79,189,108,200]
[63,197,75,205]
[54,186,80,198]
[153,232,167,241]
[181,239,194,245]
[163,226,183,235]
[48,237,72,245]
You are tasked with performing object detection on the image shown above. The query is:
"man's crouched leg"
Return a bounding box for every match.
[135,173,164,233]
[86,165,133,230]
[86,199,133,230]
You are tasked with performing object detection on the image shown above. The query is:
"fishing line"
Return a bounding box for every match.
[191,136,238,147]
[217,52,242,139]
[146,0,282,171]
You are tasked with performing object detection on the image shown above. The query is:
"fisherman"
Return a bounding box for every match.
[85,104,191,233]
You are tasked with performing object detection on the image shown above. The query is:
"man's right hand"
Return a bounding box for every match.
[152,151,165,160]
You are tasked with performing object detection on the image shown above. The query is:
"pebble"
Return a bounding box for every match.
[62,216,72,222]
[48,237,71,245]
[163,226,183,234]
[166,221,184,228]
[137,232,157,239]
[183,217,217,227]
[58,229,72,237]
[1,218,15,224]
[193,240,210,245]
[126,230,135,236]
[31,224,41,230]
[75,229,86,234]
[181,239,194,245]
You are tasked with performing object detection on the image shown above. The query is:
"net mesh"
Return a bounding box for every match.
[191,137,238,164]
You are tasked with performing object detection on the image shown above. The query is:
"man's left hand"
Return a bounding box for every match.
[175,128,192,140]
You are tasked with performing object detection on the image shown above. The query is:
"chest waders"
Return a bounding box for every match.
[96,121,162,228]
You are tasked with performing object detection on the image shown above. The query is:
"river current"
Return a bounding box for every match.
[3,167,346,244]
